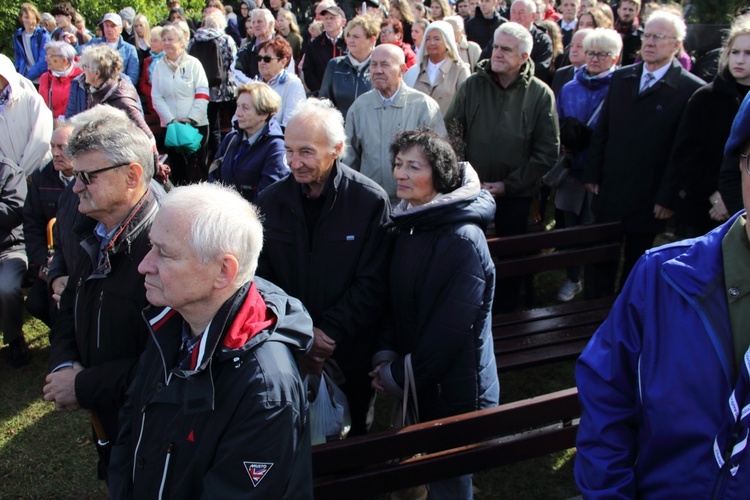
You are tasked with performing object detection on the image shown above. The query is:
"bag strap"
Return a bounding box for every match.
[209,132,240,176]
[586,100,605,127]
[401,354,419,427]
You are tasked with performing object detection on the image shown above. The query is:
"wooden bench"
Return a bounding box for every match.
[488,222,623,371]
[312,388,581,498]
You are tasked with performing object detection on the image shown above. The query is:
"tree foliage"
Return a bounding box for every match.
[688,0,747,24]
[0,0,206,57]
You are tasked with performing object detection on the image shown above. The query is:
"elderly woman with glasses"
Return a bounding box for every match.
[379,18,417,69]
[256,37,305,129]
[404,20,469,115]
[39,41,82,119]
[66,44,155,147]
[553,27,621,302]
[208,81,288,202]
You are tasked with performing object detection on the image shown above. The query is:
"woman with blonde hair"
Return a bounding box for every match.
[411,17,430,52]
[445,15,481,72]
[430,0,451,22]
[404,20,469,114]
[672,14,750,235]
[276,9,303,68]
[208,81,288,201]
[320,15,379,118]
[132,14,151,65]
[151,24,210,184]
[13,3,50,84]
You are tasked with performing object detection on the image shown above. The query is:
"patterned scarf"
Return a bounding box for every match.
[148,50,165,83]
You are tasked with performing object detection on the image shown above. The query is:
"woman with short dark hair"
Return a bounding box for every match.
[371,128,499,499]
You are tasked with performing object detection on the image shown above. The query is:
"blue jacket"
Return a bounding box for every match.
[375,163,499,421]
[319,55,371,120]
[576,212,750,498]
[13,27,50,81]
[85,37,139,84]
[208,118,288,202]
[557,66,612,176]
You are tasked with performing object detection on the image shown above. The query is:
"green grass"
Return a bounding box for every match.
[0,316,107,499]
[2,269,580,498]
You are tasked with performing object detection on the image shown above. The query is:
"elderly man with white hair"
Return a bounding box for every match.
[582,10,704,296]
[235,8,277,83]
[257,98,391,437]
[108,182,313,499]
[445,22,558,312]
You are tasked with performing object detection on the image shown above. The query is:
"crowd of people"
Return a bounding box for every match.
[3,0,750,497]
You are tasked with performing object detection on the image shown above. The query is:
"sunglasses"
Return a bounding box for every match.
[73,162,130,185]
[258,55,280,63]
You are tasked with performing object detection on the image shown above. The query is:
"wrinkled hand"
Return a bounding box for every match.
[709,192,730,222]
[585,183,599,195]
[300,327,336,375]
[51,276,68,307]
[481,181,505,196]
[653,204,674,220]
[369,362,389,394]
[43,362,83,412]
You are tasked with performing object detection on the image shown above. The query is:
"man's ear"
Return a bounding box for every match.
[214,254,239,290]
[126,162,144,188]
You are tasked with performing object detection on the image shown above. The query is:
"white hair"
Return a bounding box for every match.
[495,22,534,56]
[445,15,465,36]
[44,40,77,61]
[511,0,538,15]
[160,183,264,286]
[416,21,461,65]
[252,8,276,29]
[645,10,686,42]
[202,10,227,31]
[288,98,348,157]
[583,27,623,55]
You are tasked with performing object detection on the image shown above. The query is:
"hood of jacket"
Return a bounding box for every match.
[574,65,615,91]
[145,276,313,381]
[390,161,496,232]
[194,27,224,42]
[476,56,534,90]
[0,54,35,98]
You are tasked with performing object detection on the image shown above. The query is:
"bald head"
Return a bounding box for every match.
[373,43,405,65]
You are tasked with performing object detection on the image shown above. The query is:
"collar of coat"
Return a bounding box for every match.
[622,59,684,93]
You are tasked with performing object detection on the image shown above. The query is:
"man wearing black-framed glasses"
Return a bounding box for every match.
[43,104,158,482]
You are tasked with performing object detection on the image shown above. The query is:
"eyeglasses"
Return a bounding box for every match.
[585,51,613,59]
[73,162,130,185]
[742,153,750,176]
[381,29,394,35]
[642,32,677,41]
[258,55,279,63]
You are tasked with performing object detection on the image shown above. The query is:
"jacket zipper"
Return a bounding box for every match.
[96,291,104,348]
[158,442,174,500]
[73,277,84,331]
[132,412,146,482]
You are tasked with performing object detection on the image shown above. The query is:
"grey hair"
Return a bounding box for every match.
[645,9,686,42]
[512,0,538,16]
[583,27,623,55]
[80,44,123,80]
[162,23,187,48]
[288,98,348,158]
[495,22,534,56]
[44,40,77,61]
[160,183,264,286]
[67,105,154,184]
[202,10,227,30]
[252,8,276,30]
[445,15,465,36]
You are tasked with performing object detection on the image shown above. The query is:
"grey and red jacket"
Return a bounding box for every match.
[108,278,314,499]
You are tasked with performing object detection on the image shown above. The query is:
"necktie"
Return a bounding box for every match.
[714,347,750,476]
[640,72,655,94]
